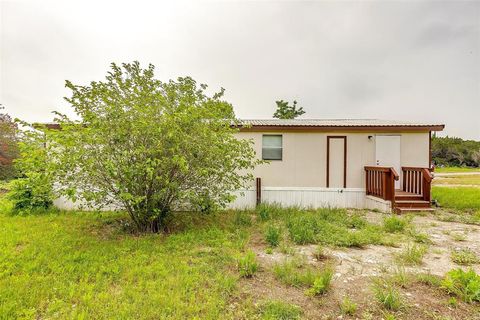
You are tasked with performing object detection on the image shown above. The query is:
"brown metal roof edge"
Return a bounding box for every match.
[37,122,445,132]
[238,124,445,132]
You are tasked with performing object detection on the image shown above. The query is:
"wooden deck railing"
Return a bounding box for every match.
[402,167,433,202]
[364,166,399,204]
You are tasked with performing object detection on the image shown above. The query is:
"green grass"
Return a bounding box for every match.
[284,208,387,247]
[264,224,281,247]
[0,210,251,319]
[395,243,427,266]
[383,216,410,233]
[434,175,480,186]
[451,249,480,265]
[273,258,319,288]
[339,296,357,316]
[372,279,403,311]
[435,167,480,173]
[238,250,259,277]
[261,300,302,320]
[432,186,480,211]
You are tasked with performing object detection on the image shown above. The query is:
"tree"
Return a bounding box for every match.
[0,107,19,179]
[273,100,305,119]
[432,136,480,167]
[47,61,261,232]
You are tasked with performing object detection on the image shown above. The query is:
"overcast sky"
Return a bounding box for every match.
[1,0,479,139]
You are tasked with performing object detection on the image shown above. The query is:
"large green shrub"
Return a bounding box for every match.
[44,62,261,232]
[8,127,53,214]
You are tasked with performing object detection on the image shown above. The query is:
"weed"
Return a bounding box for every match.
[441,268,480,303]
[390,267,411,288]
[234,212,252,227]
[416,273,442,287]
[447,297,458,307]
[238,250,258,278]
[257,204,271,221]
[265,224,281,247]
[286,209,384,247]
[261,300,302,320]
[265,248,273,254]
[408,229,432,244]
[313,245,328,261]
[339,296,357,315]
[395,243,427,266]
[372,279,403,311]
[279,242,296,255]
[383,313,397,320]
[305,266,334,296]
[451,232,467,242]
[451,249,480,265]
[273,259,318,288]
[383,216,408,233]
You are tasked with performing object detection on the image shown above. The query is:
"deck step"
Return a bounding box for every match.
[395,195,424,201]
[395,200,431,208]
[395,207,435,214]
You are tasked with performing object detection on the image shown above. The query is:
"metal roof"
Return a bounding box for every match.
[238,119,444,128]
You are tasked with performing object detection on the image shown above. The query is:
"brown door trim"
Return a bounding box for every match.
[326,136,347,188]
[429,131,432,170]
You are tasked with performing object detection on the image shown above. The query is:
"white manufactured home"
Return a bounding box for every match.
[230,119,445,213]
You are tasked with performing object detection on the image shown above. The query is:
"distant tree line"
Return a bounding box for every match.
[432,135,480,168]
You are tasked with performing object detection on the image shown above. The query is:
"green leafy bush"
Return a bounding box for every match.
[265,224,281,247]
[238,250,258,278]
[261,300,302,320]
[441,268,480,303]
[305,266,333,296]
[8,178,53,214]
[8,126,54,214]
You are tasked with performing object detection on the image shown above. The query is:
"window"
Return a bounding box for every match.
[262,135,282,160]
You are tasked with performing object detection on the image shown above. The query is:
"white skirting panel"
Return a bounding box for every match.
[54,188,390,213]
[228,187,369,210]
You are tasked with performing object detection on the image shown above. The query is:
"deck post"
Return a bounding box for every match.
[256,177,262,206]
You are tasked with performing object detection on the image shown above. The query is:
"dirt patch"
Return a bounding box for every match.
[238,210,480,319]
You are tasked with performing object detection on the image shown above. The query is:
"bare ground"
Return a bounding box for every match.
[237,210,480,319]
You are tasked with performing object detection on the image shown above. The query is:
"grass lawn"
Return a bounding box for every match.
[433,174,480,186]
[432,186,480,211]
[2,196,480,319]
[0,210,251,319]
[435,167,480,173]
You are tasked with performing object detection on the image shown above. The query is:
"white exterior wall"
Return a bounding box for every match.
[230,131,430,212]
[53,130,430,213]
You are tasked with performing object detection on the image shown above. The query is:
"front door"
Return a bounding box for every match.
[375,135,401,189]
[327,136,346,188]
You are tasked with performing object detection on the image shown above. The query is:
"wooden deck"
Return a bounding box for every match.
[365,166,433,214]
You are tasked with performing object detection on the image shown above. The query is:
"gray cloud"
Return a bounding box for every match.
[1,0,479,139]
